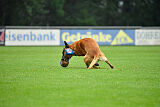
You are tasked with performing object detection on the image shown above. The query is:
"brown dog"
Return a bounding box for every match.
[61,38,114,69]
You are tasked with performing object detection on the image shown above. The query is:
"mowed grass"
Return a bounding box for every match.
[0,46,160,107]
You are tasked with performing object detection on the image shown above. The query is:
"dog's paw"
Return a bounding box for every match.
[93,65,100,69]
[88,67,91,69]
[94,63,99,66]
[110,65,114,69]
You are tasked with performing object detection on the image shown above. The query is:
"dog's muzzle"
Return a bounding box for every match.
[61,56,69,62]
[60,56,70,67]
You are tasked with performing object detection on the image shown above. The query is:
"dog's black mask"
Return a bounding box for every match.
[61,49,69,62]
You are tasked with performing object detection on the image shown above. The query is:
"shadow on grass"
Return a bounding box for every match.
[62,66,112,70]
[50,65,114,71]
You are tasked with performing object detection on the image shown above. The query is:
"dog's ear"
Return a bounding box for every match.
[64,41,69,48]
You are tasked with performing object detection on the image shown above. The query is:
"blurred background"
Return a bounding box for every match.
[0,0,160,26]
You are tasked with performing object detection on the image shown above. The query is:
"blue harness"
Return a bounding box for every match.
[65,48,73,55]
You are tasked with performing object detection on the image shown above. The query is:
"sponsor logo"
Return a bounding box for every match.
[135,29,160,45]
[5,29,60,46]
[6,31,56,41]
[62,32,112,43]
[136,30,160,40]
[111,30,133,45]
[60,30,135,45]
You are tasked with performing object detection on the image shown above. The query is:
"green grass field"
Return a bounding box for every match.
[0,46,160,107]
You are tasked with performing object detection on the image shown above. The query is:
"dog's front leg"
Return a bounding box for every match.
[83,54,92,68]
[88,57,98,69]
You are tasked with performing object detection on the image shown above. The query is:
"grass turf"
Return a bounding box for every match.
[0,46,160,107]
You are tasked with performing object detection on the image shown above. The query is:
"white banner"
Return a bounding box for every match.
[135,29,160,45]
[5,29,60,46]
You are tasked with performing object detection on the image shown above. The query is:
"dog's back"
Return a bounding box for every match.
[70,38,102,57]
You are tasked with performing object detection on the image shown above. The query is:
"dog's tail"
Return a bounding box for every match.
[88,56,98,69]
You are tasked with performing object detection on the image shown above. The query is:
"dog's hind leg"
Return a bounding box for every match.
[88,56,98,69]
[99,56,114,69]
[105,60,114,69]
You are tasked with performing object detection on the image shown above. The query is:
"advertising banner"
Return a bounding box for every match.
[60,29,135,45]
[135,29,160,45]
[0,29,5,46]
[5,29,60,46]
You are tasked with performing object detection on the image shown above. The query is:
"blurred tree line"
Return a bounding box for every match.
[0,0,160,26]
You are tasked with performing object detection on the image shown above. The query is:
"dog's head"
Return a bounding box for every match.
[60,41,73,67]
